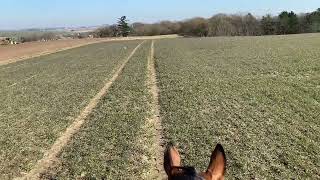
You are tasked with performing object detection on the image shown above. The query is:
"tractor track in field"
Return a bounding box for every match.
[18,41,145,180]
[146,40,166,179]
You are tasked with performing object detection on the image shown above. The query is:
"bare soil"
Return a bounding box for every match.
[146,40,166,178]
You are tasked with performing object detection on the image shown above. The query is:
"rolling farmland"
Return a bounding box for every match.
[0,34,320,179]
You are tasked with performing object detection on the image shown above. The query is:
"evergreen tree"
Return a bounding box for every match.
[261,14,277,35]
[278,11,299,34]
[278,11,290,34]
[287,11,299,34]
[307,9,320,32]
[117,16,131,37]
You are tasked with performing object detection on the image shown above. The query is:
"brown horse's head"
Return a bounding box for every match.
[164,143,226,180]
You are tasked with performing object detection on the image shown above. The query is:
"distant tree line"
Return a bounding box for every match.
[19,32,58,42]
[15,32,91,43]
[95,8,320,37]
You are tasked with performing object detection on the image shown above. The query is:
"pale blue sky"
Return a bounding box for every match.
[0,0,319,30]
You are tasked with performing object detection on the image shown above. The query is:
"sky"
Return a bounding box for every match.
[0,0,319,30]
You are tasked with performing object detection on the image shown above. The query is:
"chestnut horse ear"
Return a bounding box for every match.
[164,143,181,177]
[205,144,226,180]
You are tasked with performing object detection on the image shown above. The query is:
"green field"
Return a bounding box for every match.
[44,42,158,179]
[155,35,320,179]
[0,40,140,179]
[0,34,320,179]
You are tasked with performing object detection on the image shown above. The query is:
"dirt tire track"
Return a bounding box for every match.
[18,41,145,180]
[147,40,166,179]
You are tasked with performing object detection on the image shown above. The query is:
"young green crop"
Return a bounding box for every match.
[155,34,320,179]
[1,33,320,179]
[46,42,159,179]
[0,40,140,179]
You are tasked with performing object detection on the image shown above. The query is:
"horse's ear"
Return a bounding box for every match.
[205,144,226,180]
[164,143,181,176]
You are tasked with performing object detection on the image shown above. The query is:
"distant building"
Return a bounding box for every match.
[0,37,7,44]
[0,37,18,45]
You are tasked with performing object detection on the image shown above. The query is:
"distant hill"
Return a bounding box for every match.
[18,25,105,33]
